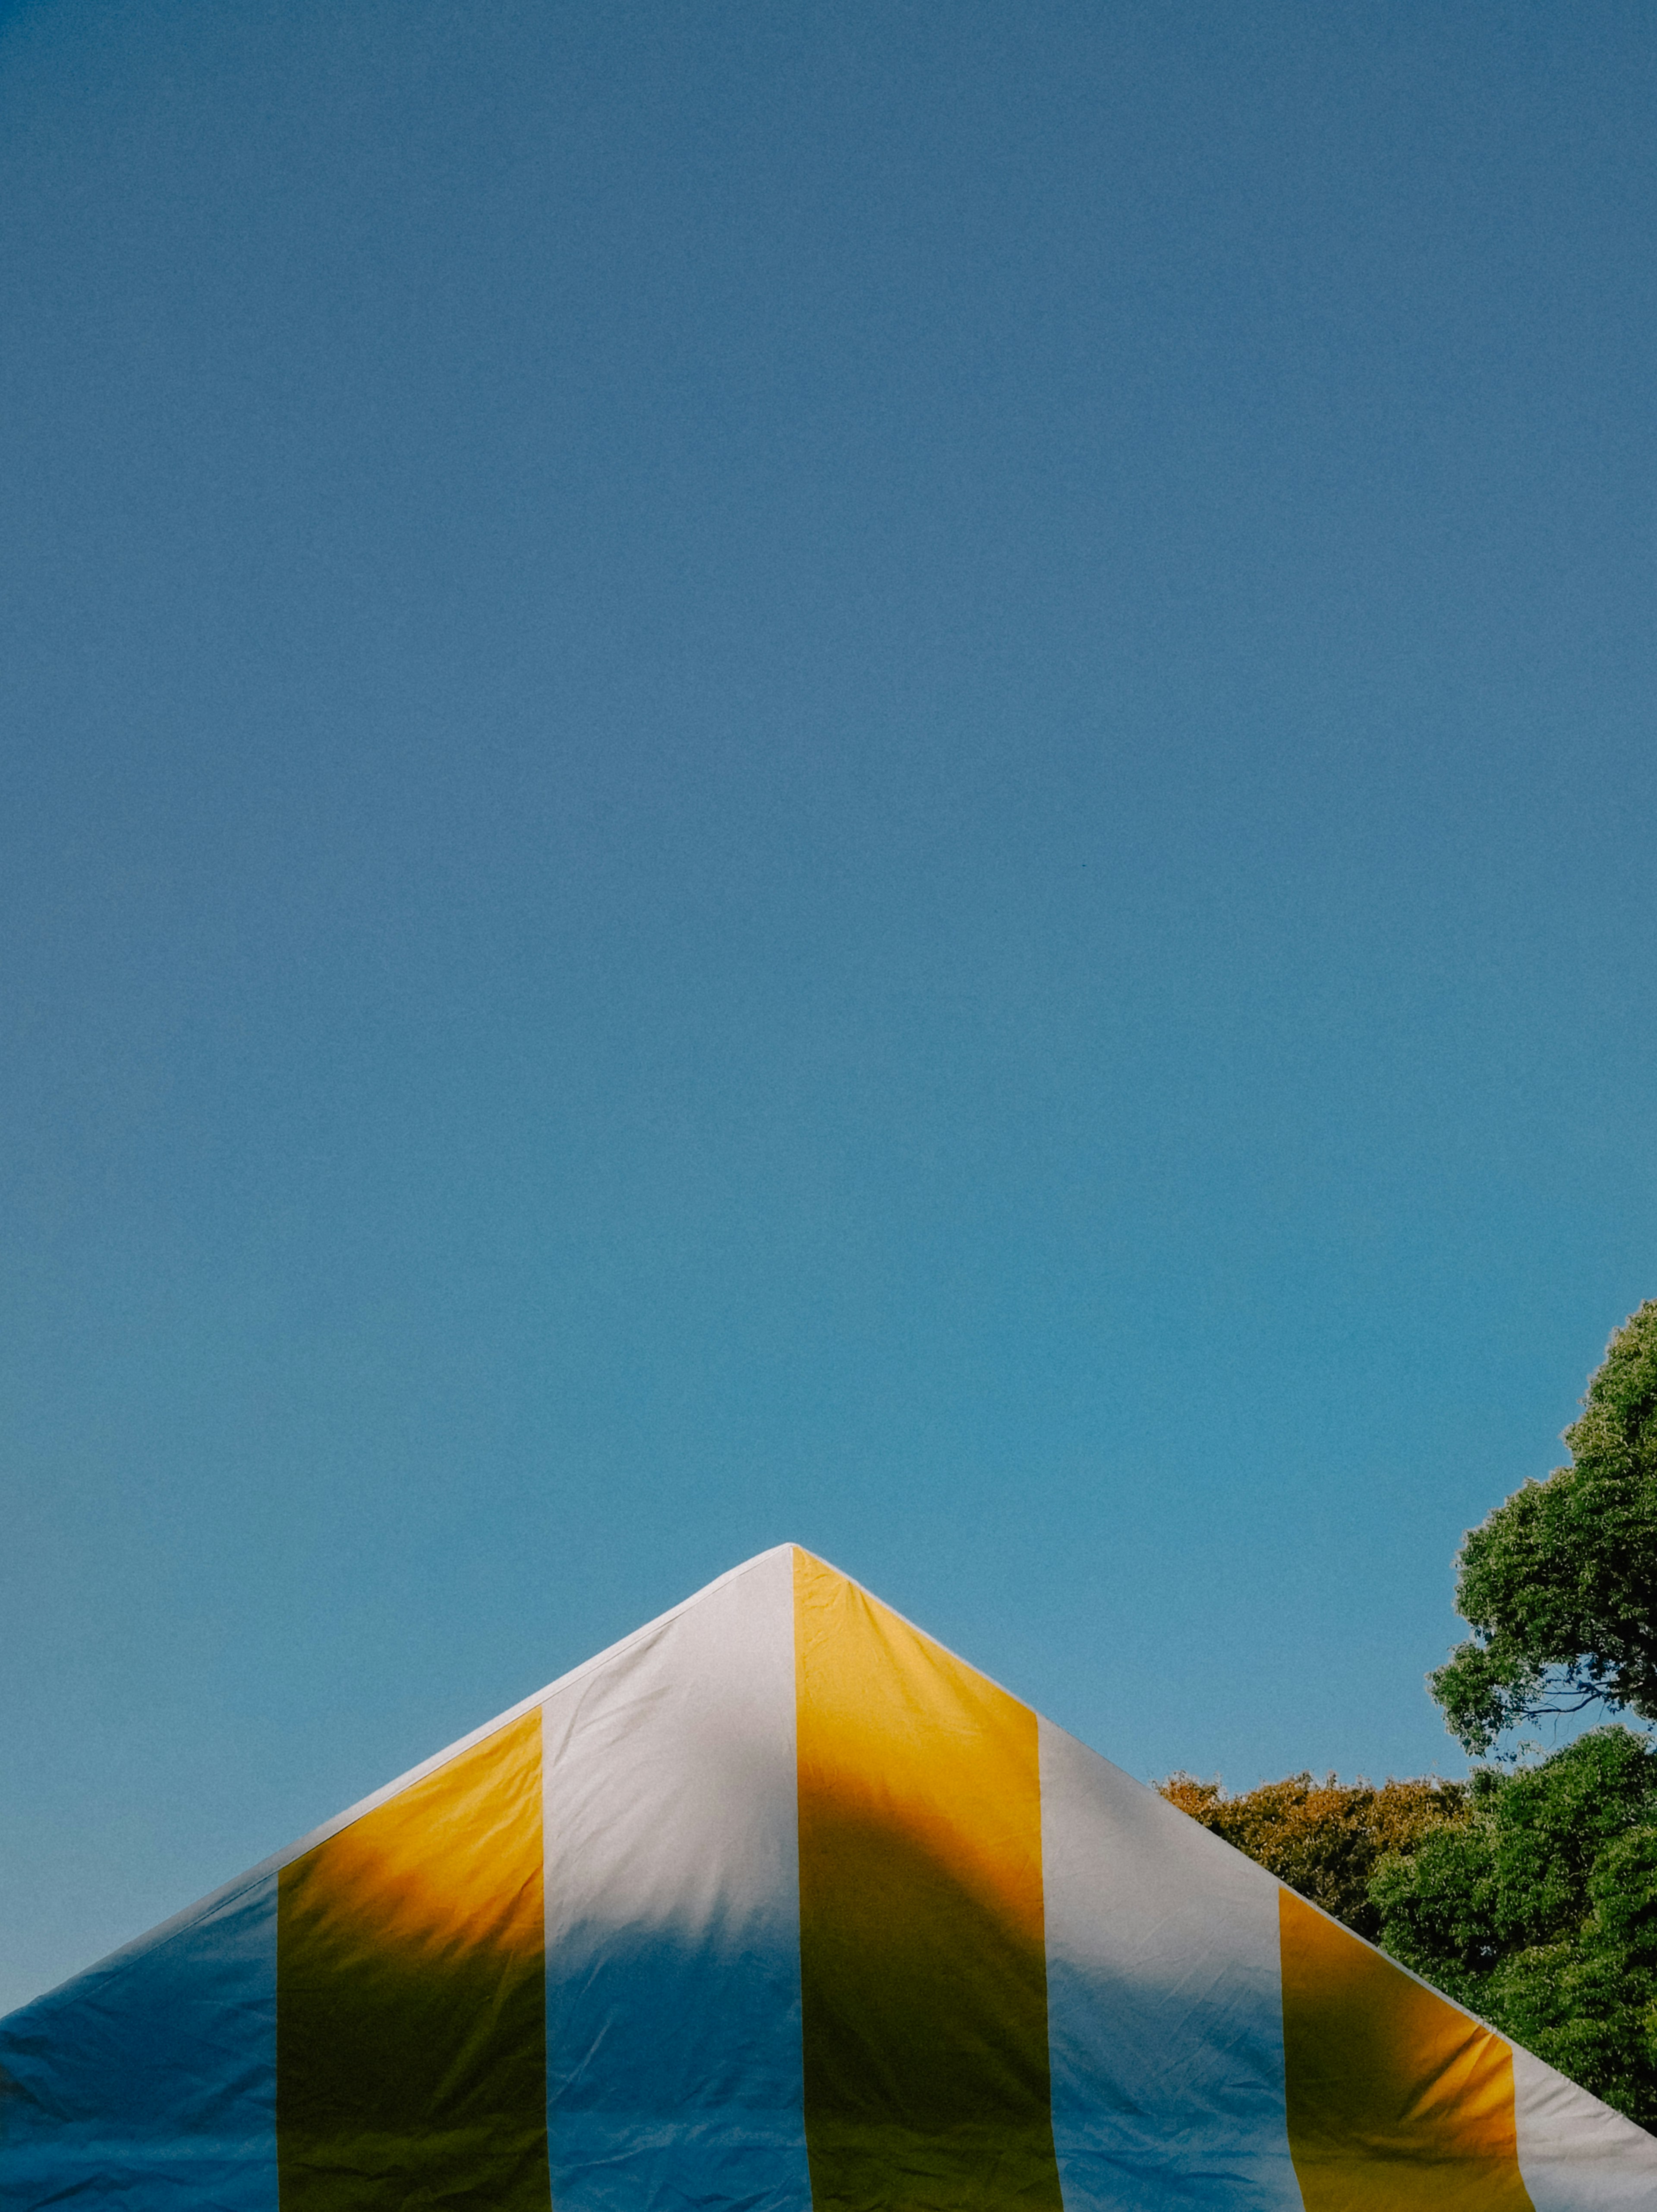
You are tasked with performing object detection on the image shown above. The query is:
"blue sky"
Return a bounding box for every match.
[3,0,1654,2013]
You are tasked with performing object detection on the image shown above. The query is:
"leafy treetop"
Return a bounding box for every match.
[1157,1771,1468,1942]
[1372,1727,1657,2130]
[1432,1299,1657,1756]
[1162,1733,1657,2133]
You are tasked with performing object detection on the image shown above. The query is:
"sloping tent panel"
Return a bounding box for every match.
[1039,1718,1298,2211]
[277,1707,549,2212]
[541,1538,806,2212]
[1511,2048,1656,2212]
[795,1550,1060,2212]
[3,1544,1654,2212]
[0,1870,278,2212]
[1277,1887,1529,2212]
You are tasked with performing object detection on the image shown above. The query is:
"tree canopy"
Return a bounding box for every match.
[1431,1299,1657,1755]
[1160,1297,1657,2134]
[1372,1727,1657,2129]
[1157,1771,1468,1941]
[1163,1733,1657,2131]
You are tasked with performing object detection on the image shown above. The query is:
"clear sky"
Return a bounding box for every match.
[3,0,1654,2014]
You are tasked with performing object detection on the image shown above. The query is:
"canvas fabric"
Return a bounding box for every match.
[3,1545,1653,2212]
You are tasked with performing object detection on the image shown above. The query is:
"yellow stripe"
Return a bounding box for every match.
[1279,1887,1533,2212]
[794,1550,1063,2212]
[276,1710,551,2212]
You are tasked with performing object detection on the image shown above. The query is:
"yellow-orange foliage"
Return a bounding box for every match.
[1157,1770,1470,1940]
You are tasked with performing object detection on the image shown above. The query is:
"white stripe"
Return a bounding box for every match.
[541,1543,809,2212]
[1038,1718,1301,2212]
[1512,2042,1657,2209]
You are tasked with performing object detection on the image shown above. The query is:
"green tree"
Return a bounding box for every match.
[1157,1771,1469,1941]
[1370,1727,1657,2129]
[1432,1300,1657,1755]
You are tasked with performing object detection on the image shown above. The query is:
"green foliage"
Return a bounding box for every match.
[1432,1301,1657,1754]
[1370,1727,1657,2129]
[1157,1770,1469,1941]
[1156,1298,1657,2131]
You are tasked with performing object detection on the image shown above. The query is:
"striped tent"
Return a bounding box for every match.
[3,1545,1652,2212]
